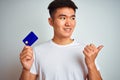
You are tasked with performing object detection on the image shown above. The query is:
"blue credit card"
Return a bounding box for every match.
[23,31,38,46]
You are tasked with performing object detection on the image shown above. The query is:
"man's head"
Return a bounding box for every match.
[48,0,78,40]
[48,0,78,18]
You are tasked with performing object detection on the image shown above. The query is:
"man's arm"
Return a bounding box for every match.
[19,69,37,80]
[87,63,102,80]
[19,46,37,80]
[83,44,103,80]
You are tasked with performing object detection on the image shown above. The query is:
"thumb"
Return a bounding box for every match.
[97,45,104,53]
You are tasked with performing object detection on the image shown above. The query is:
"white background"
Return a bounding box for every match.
[0,0,120,80]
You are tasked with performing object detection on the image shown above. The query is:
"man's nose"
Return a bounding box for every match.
[65,19,71,26]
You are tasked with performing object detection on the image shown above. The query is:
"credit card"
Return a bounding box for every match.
[23,31,38,46]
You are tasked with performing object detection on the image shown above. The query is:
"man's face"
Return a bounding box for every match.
[49,7,76,39]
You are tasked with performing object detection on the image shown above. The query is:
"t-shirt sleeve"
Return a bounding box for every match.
[30,48,38,75]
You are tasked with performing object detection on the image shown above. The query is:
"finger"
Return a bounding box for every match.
[83,50,93,58]
[20,49,33,57]
[20,53,33,60]
[87,45,93,51]
[20,55,32,61]
[20,51,33,59]
[21,56,33,64]
[25,46,32,49]
[85,44,95,52]
[22,49,33,54]
[97,45,104,52]
[21,46,33,55]
[84,47,91,53]
[20,54,33,63]
[20,48,33,58]
[83,50,87,56]
[22,46,32,53]
[23,55,33,60]
[90,44,96,49]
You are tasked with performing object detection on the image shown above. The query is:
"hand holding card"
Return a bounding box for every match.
[23,31,38,46]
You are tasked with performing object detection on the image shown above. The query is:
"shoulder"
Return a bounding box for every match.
[33,40,51,53]
[34,40,51,49]
[73,40,86,49]
[32,40,52,59]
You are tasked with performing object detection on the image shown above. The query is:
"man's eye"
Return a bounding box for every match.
[71,17,75,20]
[60,17,66,20]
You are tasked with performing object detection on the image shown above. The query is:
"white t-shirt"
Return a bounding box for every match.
[30,40,90,80]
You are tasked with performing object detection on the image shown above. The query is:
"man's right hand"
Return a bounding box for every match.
[20,46,34,71]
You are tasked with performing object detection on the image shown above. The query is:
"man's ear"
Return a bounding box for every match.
[48,17,53,27]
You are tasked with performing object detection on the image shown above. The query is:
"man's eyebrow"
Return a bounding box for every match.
[58,14,76,17]
[58,14,66,17]
[71,15,76,17]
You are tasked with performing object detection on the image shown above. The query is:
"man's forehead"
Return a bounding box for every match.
[55,7,75,16]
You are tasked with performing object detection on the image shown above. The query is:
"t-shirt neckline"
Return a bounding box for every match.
[50,39,75,47]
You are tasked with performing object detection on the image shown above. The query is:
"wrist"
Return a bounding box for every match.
[22,68,30,72]
[87,62,96,70]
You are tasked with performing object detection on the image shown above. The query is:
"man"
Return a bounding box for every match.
[20,0,103,80]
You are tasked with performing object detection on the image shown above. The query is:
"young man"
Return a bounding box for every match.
[20,0,103,80]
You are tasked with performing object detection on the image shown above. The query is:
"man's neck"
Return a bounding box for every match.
[52,37,74,45]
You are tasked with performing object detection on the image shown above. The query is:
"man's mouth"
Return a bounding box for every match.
[64,28,72,32]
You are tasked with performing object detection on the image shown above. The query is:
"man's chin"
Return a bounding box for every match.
[62,35,72,39]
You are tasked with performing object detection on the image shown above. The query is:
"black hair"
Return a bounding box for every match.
[48,0,78,18]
